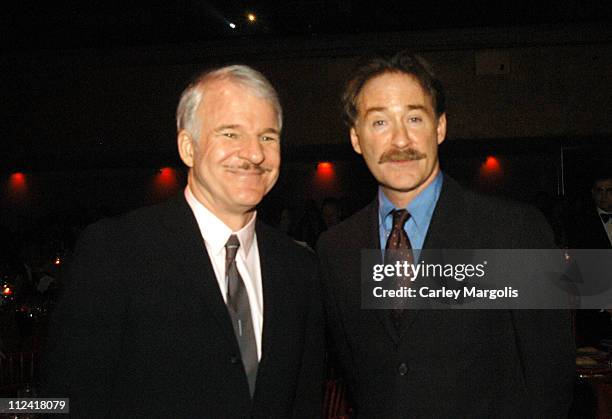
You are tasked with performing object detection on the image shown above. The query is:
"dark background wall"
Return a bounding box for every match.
[1,24,611,250]
[2,25,611,168]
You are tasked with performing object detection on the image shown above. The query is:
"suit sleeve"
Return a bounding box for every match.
[39,222,128,418]
[292,252,325,418]
[316,237,357,406]
[511,209,575,417]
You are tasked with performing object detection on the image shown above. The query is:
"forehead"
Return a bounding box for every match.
[200,78,252,105]
[198,78,278,121]
[356,71,432,112]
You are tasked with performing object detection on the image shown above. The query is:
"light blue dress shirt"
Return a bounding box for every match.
[378,172,443,259]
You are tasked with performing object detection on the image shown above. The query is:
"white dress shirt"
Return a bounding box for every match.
[596,207,612,247]
[184,186,264,360]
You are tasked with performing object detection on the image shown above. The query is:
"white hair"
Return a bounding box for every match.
[176,65,283,139]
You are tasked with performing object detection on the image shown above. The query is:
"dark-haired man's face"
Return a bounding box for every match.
[350,72,446,208]
[592,178,612,212]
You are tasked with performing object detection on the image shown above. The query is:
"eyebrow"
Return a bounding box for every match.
[215,124,241,132]
[406,105,427,111]
[363,104,427,117]
[214,124,280,135]
[261,127,281,135]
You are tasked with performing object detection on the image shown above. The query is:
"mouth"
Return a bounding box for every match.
[378,148,426,164]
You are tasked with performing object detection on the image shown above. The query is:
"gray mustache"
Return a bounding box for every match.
[378,148,427,164]
[231,162,269,173]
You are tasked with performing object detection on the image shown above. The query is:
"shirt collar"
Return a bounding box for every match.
[184,186,256,258]
[378,171,443,231]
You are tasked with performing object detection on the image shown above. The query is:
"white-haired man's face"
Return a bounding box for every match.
[178,78,281,222]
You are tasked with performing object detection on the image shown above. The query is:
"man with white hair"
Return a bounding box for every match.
[42,65,324,418]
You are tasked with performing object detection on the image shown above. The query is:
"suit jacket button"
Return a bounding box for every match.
[230,355,241,364]
[398,363,408,376]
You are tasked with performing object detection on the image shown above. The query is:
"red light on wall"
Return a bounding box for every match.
[309,161,342,201]
[482,156,501,173]
[151,167,180,201]
[157,167,176,185]
[316,162,335,180]
[479,156,503,188]
[7,172,28,203]
[2,286,12,296]
[9,172,26,189]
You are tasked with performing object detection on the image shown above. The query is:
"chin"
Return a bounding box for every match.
[233,191,266,207]
[384,177,420,191]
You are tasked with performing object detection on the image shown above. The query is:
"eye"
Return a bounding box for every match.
[260,135,278,142]
[408,116,423,123]
[222,132,238,139]
[372,120,386,127]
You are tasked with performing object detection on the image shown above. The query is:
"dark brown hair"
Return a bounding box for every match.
[342,51,446,126]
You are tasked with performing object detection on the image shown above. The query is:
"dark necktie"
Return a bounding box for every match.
[385,210,414,330]
[601,213,612,223]
[225,235,258,397]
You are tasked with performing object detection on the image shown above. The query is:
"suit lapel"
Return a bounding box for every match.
[591,208,612,248]
[356,200,405,344]
[254,222,281,367]
[423,176,469,249]
[160,195,237,347]
[392,176,470,339]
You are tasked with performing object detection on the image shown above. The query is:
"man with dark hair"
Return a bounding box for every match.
[41,65,324,418]
[592,175,612,230]
[570,174,612,347]
[318,51,574,417]
[570,174,612,249]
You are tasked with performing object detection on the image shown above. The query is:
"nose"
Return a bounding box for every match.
[238,135,265,165]
[390,121,411,149]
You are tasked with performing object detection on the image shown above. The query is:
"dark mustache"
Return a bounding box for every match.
[378,148,427,164]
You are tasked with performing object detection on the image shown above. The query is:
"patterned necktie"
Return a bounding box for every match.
[385,210,414,330]
[225,235,258,397]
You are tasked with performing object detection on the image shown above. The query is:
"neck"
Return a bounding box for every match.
[383,189,417,209]
[187,180,255,232]
[219,211,255,232]
[382,168,440,208]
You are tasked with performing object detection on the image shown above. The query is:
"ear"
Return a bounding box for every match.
[177,130,196,168]
[436,113,447,145]
[350,127,363,155]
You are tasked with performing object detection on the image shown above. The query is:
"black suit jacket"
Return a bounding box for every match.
[568,207,612,346]
[317,176,575,418]
[41,194,324,418]
[568,207,611,249]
